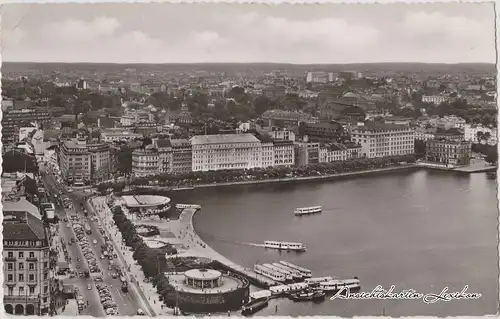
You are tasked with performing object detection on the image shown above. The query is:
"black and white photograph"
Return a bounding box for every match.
[0,2,498,317]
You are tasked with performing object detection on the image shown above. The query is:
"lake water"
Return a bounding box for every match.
[175,169,498,316]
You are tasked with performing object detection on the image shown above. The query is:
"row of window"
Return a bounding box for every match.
[6,285,48,296]
[6,272,43,282]
[6,261,47,271]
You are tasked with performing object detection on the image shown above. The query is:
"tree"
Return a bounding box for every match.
[414,140,426,159]
[485,151,498,165]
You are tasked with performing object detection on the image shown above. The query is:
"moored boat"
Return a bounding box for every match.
[294,206,322,216]
[279,261,312,278]
[264,241,306,252]
[241,297,270,316]
[262,264,294,282]
[288,290,314,302]
[319,278,361,293]
[254,264,286,282]
[272,263,303,280]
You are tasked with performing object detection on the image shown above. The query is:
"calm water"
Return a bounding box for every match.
[176,169,498,316]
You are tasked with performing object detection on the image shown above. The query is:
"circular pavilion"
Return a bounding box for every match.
[184,269,223,289]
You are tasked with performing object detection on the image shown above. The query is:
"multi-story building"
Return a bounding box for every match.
[384,116,412,126]
[268,128,296,142]
[351,124,415,158]
[170,139,192,174]
[306,72,332,84]
[295,142,320,166]
[132,147,161,177]
[301,121,347,143]
[2,109,51,144]
[3,211,51,315]
[101,129,142,143]
[132,139,192,176]
[191,134,262,171]
[319,142,362,163]
[422,95,446,105]
[414,127,436,141]
[426,138,472,166]
[272,140,295,167]
[58,139,111,185]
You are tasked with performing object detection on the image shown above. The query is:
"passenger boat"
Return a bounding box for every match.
[294,206,322,216]
[241,297,270,316]
[279,261,312,278]
[254,265,286,282]
[305,276,335,286]
[272,263,303,280]
[264,241,306,252]
[319,278,361,293]
[262,264,294,282]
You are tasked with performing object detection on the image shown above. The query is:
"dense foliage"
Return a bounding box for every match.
[99,155,416,190]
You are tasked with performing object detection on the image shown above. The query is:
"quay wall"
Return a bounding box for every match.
[181,208,276,289]
[135,165,420,193]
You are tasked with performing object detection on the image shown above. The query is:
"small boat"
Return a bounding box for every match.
[272,263,303,280]
[262,264,294,282]
[289,290,314,302]
[264,241,306,252]
[294,206,322,216]
[312,291,326,302]
[241,297,269,316]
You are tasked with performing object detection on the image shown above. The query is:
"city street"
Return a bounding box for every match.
[71,195,143,316]
[41,168,142,316]
[40,170,105,317]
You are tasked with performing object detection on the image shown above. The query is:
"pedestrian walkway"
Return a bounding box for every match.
[89,197,173,316]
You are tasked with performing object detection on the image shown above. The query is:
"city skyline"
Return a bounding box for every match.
[1,2,496,64]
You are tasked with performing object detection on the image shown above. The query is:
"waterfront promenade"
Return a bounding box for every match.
[137,164,419,192]
[174,207,277,288]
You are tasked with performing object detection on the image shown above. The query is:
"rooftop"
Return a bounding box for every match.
[190,133,260,145]
[353,123,411,133]
[3,211,46,241]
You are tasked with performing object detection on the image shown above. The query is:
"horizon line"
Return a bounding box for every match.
[2,61,495,66]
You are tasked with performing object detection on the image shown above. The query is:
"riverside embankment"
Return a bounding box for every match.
[138,164,420,192]
[175,207,277,288]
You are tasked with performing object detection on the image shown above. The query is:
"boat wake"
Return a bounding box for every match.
[196,231,264,247]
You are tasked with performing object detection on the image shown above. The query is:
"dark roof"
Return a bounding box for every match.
[355,123,410,132]
[273,139,293,145]
[3,211,46,241]
[156,138,171,148]
[254,133,273,143]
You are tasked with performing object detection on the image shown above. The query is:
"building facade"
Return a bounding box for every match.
[426,139,472,166]
[272,140,295,167]
[319,143,362,163]
[2,109,51,144]
[351,124,415,158]
[191,134,263,172]
[301,121,347,143]
[58,140,111,185]
[132,148,161,177]
[3,211,51,315]
[170,139,192,174]
[295,142,320,166]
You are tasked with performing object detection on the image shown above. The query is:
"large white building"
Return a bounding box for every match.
[191,134,263,171]
[351,124,415,158]
[422,95,447,105]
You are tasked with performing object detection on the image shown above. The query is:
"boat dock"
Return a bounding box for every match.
[177,207,277,288]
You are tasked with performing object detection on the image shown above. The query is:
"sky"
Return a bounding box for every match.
[1,2,496,64]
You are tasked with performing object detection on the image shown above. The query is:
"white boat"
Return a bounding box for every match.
[305,276,335,285]
[264,241,306,252]
[279,261,312,278]
[294,206,322,216]
[319,278,361,292]
[254,265,286,282]
[272,263,303,280]
[262,264,294,282]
